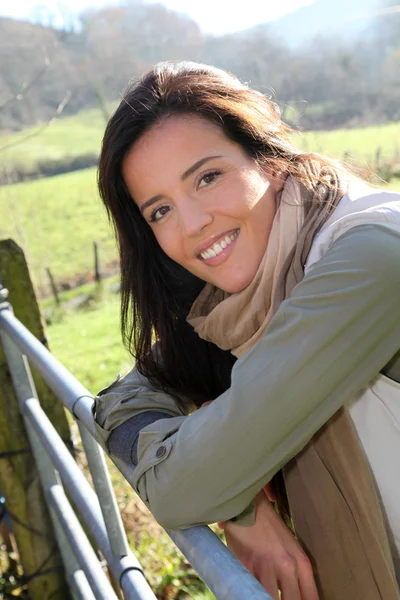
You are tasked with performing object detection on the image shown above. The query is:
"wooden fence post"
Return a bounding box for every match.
[46,267,60,306]
[0,239,72,600]
[93,241,101,283]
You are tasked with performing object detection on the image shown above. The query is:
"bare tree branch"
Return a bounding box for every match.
[0,57,51,112]
[0,27,69,113]
[0,91,72,153]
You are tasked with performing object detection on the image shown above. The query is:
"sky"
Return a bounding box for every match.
[0,0,316,35]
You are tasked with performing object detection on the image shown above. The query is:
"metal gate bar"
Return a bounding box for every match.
[47,483,118,600]
[0,322,104,600]
[0,298,273,600]
[70,569,97,600]
[0,304,156,600]
[77,422,129,557]
[22,395,155,599]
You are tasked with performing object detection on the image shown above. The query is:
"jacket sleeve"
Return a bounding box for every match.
[92,364,187,455]
[93,224,400,530]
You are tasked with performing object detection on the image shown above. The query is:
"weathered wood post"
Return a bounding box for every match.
[0,239,72,599]
[93,241,101,283]
[46,267,60,306]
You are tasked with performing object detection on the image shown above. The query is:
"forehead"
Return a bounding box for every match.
[122,114,236,195]
[129,113,229,162]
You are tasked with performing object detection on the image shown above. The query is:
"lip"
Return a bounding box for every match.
[194,229,239,258]
[197,229,240,267]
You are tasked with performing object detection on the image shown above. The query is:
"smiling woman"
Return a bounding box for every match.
[122,114,278,293]
[94,61,400,600]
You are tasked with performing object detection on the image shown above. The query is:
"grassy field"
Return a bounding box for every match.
[31,165,399,597]
[47,289,130,393]
[1,111,400,598]
[0,167,118,294]
[293,121,400,164]
[1,114,400,293]
[0,281,216,599]
[44,287,216,600]
[1,103,399,171]
[0,106,111,171]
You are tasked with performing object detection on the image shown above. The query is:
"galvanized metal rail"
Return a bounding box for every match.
[0,288,272,600]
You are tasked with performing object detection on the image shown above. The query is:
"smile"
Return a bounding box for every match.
[199,229,239,260]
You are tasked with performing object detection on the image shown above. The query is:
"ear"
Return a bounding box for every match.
[269,170,287,193]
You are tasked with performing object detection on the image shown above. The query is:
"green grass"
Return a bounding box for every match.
[0,101,399,173]
[2,107,399,599]
[1,119,399,295]
[40,273,120,309]
[46,290,130,394]
[1,128,399,296]
[0,109,397,598]
[294,121,400,164]
[0,167,117,293]
[40,171,400,598]
[0,106,113,171]
[388,178,400,191]
[44,289,216,599]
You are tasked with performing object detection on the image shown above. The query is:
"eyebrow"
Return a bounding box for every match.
[139,155,222,214]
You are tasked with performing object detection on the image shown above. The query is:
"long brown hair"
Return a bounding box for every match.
[98,61,346,408]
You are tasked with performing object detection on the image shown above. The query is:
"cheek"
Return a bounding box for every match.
[153,228,184,263]
[214,182,253,217]
[225,174,267,214]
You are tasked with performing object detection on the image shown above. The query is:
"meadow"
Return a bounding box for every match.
[39,285,217,599]
[0,168,117,294]
[1,105,399,170]
[0,107,111,172]
[1,110,400,598]
[1,109,399,294]
[293,121,400,164]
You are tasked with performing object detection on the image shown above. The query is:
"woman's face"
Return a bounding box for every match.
[122,114,279,293]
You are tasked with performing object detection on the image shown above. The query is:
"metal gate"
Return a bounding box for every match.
[0,283,272,600]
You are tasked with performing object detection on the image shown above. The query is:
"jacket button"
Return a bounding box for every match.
[156,445,167,458]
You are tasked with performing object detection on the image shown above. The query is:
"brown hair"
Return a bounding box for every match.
[98,61,348,406]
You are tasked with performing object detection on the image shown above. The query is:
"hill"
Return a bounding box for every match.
[0,0,399,132]
[268,0,379,46]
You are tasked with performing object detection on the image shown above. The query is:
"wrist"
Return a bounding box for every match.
[263,481,276,502]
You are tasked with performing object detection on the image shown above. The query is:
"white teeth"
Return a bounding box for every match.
[200,230,239,260]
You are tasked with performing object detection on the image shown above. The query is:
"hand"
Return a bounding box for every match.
[199,400,213,408]
[222,491,319,600]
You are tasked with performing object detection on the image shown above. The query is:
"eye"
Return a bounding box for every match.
[197,169,223,189]
[149,205,171,223]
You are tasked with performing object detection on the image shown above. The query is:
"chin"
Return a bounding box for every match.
[222,283,248,293]
[195,261,260,293]
[222,258,264,293]
[216,273,256,294]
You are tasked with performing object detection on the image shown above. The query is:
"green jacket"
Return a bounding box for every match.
[93,224,400,529]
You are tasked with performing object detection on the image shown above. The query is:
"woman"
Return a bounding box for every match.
[93,61,400,599]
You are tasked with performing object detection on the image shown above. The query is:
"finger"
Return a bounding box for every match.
[277,556,302,600]
[298,558,319,600]
[263,482,277,502]
[278,575,302,600]
[257,567,280,600]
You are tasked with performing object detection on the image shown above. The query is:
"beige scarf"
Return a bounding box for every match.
[187,169,399,599]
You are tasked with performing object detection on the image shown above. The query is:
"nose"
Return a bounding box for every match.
[179,199,213,238]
